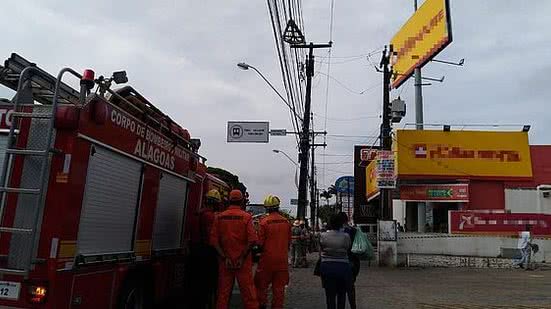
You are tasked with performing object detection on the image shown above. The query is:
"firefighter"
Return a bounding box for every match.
[290,220,302,267]
[210,189,258,309]
[197,189,223,308]
[255,195,292,309]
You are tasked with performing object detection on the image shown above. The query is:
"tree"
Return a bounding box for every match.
[320,190,333,206]
[317,203,338,226]
[327,185,337,196]
[206,166,247,196]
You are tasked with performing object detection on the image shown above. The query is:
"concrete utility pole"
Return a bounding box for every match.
[291,42,332,220]
[414,0,424,130]
[380,46,393,220]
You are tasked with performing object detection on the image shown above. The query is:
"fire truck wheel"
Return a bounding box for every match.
[117,279,150,309]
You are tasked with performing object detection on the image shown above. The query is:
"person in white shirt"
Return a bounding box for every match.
[514,225,532,269]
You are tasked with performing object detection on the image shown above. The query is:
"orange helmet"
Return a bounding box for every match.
[229,189,244,202]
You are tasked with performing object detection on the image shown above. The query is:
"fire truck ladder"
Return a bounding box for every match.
[0,54,81,276]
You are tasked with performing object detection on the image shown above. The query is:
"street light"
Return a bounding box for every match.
[273,149,299,189]
[237,62,301,122]
[272,149,297,166]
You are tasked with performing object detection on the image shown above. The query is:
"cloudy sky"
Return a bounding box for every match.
[1,1,550,207]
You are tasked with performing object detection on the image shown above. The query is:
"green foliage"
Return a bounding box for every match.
[317,203,338,225]
[206,166,247,194]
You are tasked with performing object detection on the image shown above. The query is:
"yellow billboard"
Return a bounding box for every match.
[365,160,380,200]
[390,0,452,88]
[395,130,533,178]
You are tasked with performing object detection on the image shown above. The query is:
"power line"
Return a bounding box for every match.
[318,161,354,165]
[317,48,384,59]
[313,112,379,121]
[266,0,304,147]
[318,153,352,157]
[327,134,379,138]
[316,71,381,95]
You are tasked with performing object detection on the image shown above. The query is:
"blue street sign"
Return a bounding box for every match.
[335,176,354,194]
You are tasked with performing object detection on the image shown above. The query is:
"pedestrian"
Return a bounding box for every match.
[319,214,353,309]
[210,189,258,309]
[299,220,309,267]
[291,220,302,267]
[514,225,532,269]
[196,189,223,308]
[338,212,359,309]
[255,195,292,309]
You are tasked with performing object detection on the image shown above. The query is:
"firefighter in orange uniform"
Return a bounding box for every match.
[210,189,258,309]
[198,189,223,308]
[255,195,292,309]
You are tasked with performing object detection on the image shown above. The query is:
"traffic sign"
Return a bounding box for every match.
[227,121,269,143]
[270,129,287,136]
[290,198,298,205]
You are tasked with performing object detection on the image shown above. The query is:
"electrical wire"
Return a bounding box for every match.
[316,71,380,95]
[322,0,336,189]
[317,48,384,59]
[318,153,353,157]
[266,0,303,147]
[313,112,379,121]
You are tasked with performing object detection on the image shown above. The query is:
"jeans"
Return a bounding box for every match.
[320,261,352,309]
[514,246,531,268]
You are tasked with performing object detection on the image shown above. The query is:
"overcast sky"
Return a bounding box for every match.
[1,1,550,208]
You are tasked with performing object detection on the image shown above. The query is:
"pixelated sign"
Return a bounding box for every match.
[377,151,396,189]
[365,160,379,201]
[400,184,469,202]
[395,130,533,178]
[390,0,452,88]
[449,211,551,236]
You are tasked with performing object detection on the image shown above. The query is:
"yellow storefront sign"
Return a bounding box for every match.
[390,0,452,88]
[395,130,533,178]
[365,160,380,200]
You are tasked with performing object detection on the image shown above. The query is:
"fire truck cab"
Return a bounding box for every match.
[0,53,217,308]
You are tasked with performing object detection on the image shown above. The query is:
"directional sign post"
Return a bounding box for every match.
[227,121,269,143]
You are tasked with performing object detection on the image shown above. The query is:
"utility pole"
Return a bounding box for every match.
[291,42,332,220]
[414,0,424,130]
[310,125,316,227]
[380,46,393,220]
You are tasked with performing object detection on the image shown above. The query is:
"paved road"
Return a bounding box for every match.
[284,258,551,308]
[228,255,551,308]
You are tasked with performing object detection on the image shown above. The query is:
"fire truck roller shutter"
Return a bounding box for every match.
[77,145,142,255]
[152,172,188,250]
[0,134,8,173]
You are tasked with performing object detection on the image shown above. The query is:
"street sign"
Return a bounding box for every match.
[290,198,298,205]
[335,176,354,194]
[270,129,287,136]
[227,121,269,143]
[400,184,469,202]
[377,150,396,189]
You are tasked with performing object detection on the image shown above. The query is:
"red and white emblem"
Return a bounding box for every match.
[414,144,427,158]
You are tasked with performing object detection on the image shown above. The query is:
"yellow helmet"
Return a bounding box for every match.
[263,194,281,208]
[206,189,222,203]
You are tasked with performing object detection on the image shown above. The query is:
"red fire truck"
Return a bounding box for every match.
[0,53,229,308]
